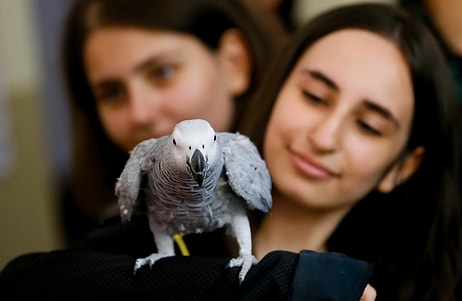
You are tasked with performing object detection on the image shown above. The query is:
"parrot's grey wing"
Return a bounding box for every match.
[218,133,272,212]
[115,138,158,222]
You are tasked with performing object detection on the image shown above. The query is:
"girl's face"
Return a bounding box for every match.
[264,29,416,211]
[84,28,246,152]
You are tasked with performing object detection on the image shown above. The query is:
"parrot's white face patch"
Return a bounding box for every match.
[171,119,219,165]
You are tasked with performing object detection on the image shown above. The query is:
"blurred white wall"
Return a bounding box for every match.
[0,0,64,269]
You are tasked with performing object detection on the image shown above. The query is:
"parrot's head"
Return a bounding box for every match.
[171,119,220,186]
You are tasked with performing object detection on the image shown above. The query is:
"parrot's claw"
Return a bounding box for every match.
[133,253,172,275]
[227,254,258,284]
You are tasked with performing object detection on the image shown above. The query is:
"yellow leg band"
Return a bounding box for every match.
[172,233,190,256]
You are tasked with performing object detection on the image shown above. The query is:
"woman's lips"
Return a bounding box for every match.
[290,151,337,180]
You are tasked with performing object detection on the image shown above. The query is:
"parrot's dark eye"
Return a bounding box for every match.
[214,135,217,142]
[202,144,205,149]
[173,139,176,146]
[189,146,192,150]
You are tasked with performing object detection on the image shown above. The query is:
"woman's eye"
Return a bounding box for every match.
[151,65,175,80]
[94,84,126,103]
[302,89,327,105]
[357,120,382,136]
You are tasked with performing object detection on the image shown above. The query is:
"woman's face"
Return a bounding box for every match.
[264,29,415,211]
[84,28,240,152]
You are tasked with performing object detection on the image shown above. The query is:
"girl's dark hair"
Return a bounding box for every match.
[239,3,462,300]
[61,0,286,236]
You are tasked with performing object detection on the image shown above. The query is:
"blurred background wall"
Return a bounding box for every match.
[0,0,71,269]
[0,0,395,270]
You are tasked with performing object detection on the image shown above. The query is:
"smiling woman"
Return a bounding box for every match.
[263,28,421,209]
[60,0,287,244]
[238,3,462,300]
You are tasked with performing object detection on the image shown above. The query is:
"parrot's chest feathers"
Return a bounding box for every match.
[146,162,230,233]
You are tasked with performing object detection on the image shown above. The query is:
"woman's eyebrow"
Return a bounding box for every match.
[302,69,339,91]
[134,49,183,74]
[134,56,161,74]
[90,56,162,86]
[363,100,400,129]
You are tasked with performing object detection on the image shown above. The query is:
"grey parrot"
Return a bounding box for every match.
[115,118,272,283]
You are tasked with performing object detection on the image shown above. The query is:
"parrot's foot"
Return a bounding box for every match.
[133,253,172,275]
[227,254,258,284]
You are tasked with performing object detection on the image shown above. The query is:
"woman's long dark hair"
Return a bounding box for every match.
[239,3,462,300]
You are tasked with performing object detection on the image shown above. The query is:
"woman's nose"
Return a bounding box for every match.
[308,113,342,152]
[128,84,158,125]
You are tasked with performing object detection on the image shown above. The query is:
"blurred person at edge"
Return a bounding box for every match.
[400,0,462,106]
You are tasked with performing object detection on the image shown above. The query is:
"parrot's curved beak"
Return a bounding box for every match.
[189,149,206,186]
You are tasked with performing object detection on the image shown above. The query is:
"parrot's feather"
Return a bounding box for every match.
[115,138,160,221]
[219,133,272,212]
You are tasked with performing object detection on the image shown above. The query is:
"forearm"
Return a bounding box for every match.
[0,249,372,300]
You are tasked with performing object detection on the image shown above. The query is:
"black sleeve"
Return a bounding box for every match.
[0,249,372,301]
[289,250,373,301]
